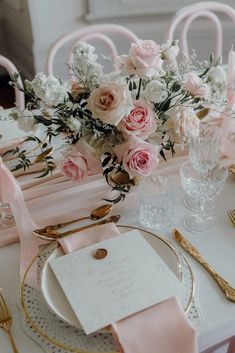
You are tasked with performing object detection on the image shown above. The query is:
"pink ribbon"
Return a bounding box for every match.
[0,157,43,282]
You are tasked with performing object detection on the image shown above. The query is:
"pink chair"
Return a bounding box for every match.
[165,1,235,59]
[0,55,25,110]
[45,24,139,76]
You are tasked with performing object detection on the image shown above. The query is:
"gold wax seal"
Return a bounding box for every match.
[93,248,108,260]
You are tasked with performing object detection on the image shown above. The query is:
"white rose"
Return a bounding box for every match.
[17,109,37,133]
[209,66,227,83]
[166,107,200,141]
[67,117,81,132]
[161,40,179,61]
[31,73,70,107]
[144,80,168,103]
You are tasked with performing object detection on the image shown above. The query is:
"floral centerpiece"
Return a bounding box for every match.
[4,39,226,202]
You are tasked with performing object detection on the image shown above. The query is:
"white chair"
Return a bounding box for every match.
[45,24,139,77]
[0,55,25,110]
[165,1,235,59]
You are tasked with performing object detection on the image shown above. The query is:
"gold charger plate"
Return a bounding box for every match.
[20,225,195,353]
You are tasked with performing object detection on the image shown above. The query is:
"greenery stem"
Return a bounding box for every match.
[136,78,142,100]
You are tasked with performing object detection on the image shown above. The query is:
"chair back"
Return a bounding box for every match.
[45,24,139,76]
[0,55,25,110]
[165,1,235,59]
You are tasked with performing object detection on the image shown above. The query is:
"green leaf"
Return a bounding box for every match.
[159,149,167,161]
[11,163,23,171]
[102,155,112,168]
[103,193,126,204]
[159,98,171,113]
[1,149,15,158]
[171,81,181,92]
[35,169,50,178]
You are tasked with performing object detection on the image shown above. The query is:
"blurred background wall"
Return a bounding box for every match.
[0,0,235,80]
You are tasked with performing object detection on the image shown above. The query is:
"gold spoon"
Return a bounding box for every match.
[35,204,113,236]
[33,215,121,241]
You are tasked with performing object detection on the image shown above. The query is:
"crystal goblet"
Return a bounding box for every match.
[188,124,220,177]
[184,194,215,212]
[180,162,228,233]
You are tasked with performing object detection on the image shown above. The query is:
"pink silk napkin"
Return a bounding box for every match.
[111,297,198,353]
[58,222,121,253]
[58,222,198,353]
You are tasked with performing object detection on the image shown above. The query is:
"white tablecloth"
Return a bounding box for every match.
[1,112,235,353]
[0,174,235,353]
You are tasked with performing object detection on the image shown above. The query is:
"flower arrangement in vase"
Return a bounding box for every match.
[3,39,226,202]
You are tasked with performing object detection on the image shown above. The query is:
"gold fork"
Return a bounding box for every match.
[227,209,235,227]
[0,292,19,353]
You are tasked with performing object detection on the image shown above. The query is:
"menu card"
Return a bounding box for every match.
[49,230,181,334]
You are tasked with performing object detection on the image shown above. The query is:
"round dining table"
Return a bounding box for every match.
[0,109,235,353]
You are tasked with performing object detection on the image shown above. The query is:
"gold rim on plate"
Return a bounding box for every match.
[20,225,195,353]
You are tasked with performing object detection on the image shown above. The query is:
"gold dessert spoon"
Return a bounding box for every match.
[33,215,121,241]
[34,204,113,236]
[173,229,235,302]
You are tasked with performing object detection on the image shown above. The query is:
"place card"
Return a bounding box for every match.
[49,230,181,334]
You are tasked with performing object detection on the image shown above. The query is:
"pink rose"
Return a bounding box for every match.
[114,136,159,178]
[118,99,156,139]
[60,139,102,182]
[61,152,88,182]
[114,40,163,78]
[87,82,133,126]
[130,40,160,66]
[75,139,102,174]
[185,72,210,99]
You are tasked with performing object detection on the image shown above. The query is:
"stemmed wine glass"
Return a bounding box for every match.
[188,124,221,177]
[184,124,221,213]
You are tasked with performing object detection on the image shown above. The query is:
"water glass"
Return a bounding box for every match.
[0,198,14,227]
[188,124,220,177]
[138,174,174,230]
[180,162,228,233]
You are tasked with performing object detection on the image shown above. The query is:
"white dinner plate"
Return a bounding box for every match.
[40,225,194,330]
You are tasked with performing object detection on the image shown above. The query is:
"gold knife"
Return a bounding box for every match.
[172,229,235,302]
[33,215,120,241]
